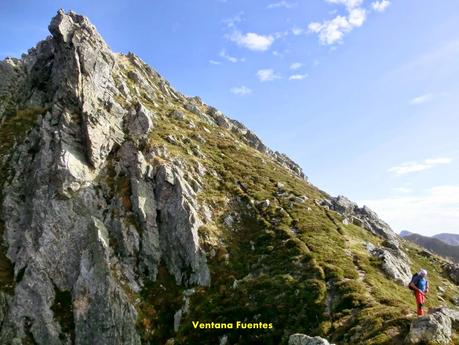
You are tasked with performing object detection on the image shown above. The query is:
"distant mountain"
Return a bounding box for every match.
[400,230,413,237]
[402,233,459,263]
[433,233,459,246]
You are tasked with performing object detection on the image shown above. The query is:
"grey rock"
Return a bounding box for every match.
[173,309,182,333]
[171,109,185,120]
[0,10,211,344]
[155,164,210,286]
[224,214,235,227]
[207,107,230,128]
[49,9,125,171]
[328,195,399,243]
[444,263,459,285]
[226,118,306,180]
[257,199,270,209]
[184,102,200,115]
[368,245,412,285]
[453,297,459,306]
[127,103,154,142]
[219,335,228,345]
[290,195,307,204]
[165,134,179,145]
[406,312,452,344]
[434,308,459,329]
[288,333,335,345]
[351,216,363,227]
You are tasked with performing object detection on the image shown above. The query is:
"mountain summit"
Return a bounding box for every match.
[0,10,458,345]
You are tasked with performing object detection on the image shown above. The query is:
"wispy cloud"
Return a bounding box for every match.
[326,0,363,8]
[230,86,252,95]
[361,185,459,235]
[308,7,366,45]
[230,31,275,51]
[290,62,303,70]
[308,0,389,45]
[371,0,391,12]
[388,157,452,175]
[289,73,308,80]
[410,93,433,105]
[267,1,297,9]
[291,27,304,36]
[209,60,221,65]
[257,69,281,82]
[219,49,245,63]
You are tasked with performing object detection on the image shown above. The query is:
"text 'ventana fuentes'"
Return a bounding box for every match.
[192,321,273,329]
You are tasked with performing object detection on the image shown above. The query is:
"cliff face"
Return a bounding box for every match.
[0,10,458,345]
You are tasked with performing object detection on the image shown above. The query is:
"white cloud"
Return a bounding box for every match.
[257,69,281,82]
[348,7,366,27]
[309,13,364,45]
[209,60,221,65]
[372,0,390,12]
[291,27,304,36]
[290,62,303,70]
[361,185,459,236]
[310,0,394,45]
[219,49,245,63]
[326,0,363,9]
[230,31,275,51]
[388,157,452,175]
[267,1,297,9]
[410,93,433,105]
[289,73,308,80]
[230,86,252,95]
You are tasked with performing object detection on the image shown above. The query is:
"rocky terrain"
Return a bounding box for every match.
[0,10,458,345]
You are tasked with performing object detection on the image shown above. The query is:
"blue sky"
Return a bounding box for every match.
[1,0,459,236]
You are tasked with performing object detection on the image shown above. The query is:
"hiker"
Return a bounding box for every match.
[409,269,429,316]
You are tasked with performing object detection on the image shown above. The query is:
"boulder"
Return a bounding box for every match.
[368,246,412,285]
[444,263,459,284]
[127,104,154,141]
[405,312,452,344]
[288,333,335,345]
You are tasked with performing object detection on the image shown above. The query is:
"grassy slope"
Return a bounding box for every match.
[0,57,457,345]
[110,57,459,345]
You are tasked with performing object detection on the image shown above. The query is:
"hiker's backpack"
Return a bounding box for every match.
[408,273,419,290]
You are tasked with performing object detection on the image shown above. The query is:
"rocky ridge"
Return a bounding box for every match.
[0,10,458,345]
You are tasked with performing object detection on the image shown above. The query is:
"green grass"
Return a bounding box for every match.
[106,58,459,344]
